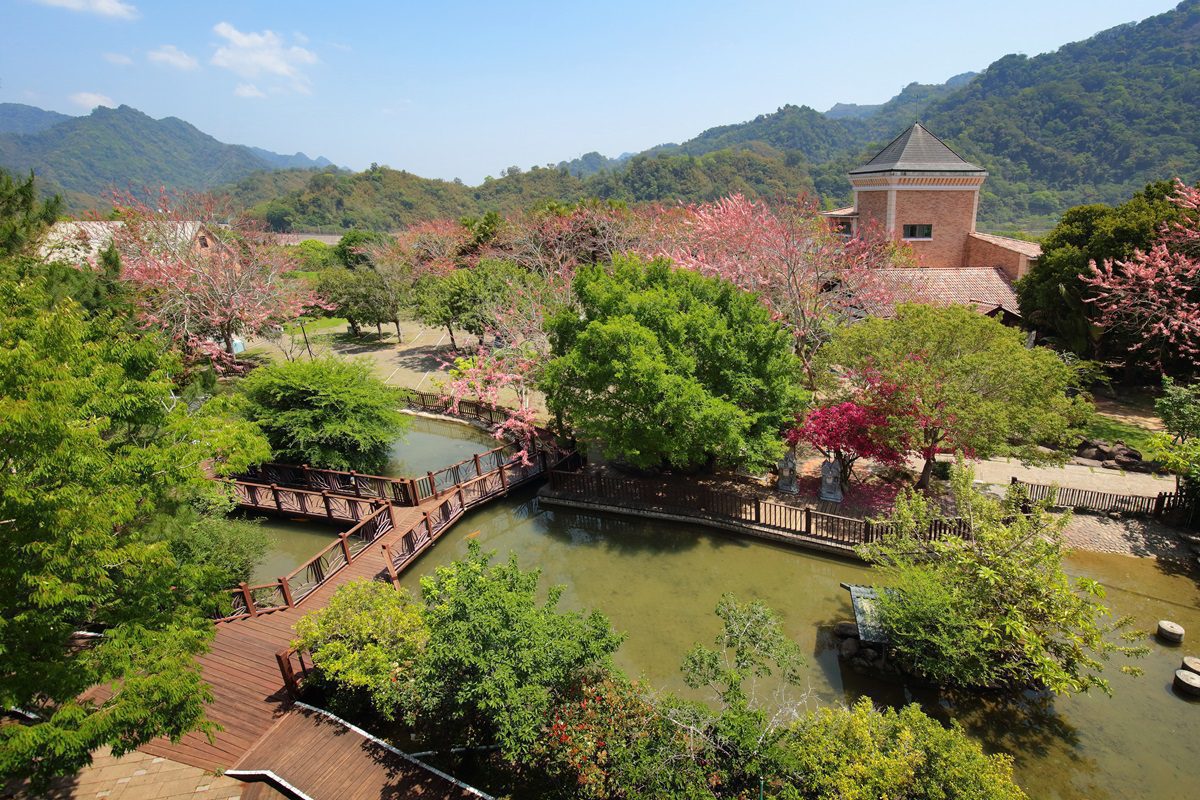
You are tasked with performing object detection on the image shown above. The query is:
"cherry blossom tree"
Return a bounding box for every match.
[1084,181,1200,371]
[655,194,909,386]
[108,189,321,369]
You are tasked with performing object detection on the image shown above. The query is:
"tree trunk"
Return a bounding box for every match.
[348,317,361,337]
[393,319,402,341]
[916,458,935,490]
[376,321,383,335]
[447,326,458,350]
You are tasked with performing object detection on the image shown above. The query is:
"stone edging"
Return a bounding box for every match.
[536,489,864,561]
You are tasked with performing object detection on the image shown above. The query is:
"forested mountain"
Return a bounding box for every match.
[241,148,814,231]
[0,104,332,204]
[0,103,73,135]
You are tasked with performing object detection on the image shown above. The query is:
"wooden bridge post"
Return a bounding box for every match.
[278,577,294,608]
[427,471,436,499]
[321,490,333,519]
[499,463,509,495]
[339,533,353,563]
[381,543,401,588]
[349,470,361,497]
[239,582,258,617]
[423,510,432,539]
[473,453,482,479]
[270,484,283,513]
[276,650,300,700]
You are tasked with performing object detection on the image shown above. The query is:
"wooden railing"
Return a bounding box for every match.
[545,470,969,549]
[216,502,397,622]
[1014,478,1168,516]
[228,479,383,521]
[403,390,512,427]
[240,463,420,506]
[381,451,552,583]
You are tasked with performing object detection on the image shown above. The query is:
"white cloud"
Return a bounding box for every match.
[148,44,199,71]
[70,91,115,109]
[211,22,317,93]
[34,0,137,19]
[102,52,133,65]
[234,83,266,99]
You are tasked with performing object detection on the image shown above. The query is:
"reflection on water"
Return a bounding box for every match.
[385,414,498,478]
[392,491,1200,800]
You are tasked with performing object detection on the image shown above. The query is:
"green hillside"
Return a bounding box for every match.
[0,105,332,203]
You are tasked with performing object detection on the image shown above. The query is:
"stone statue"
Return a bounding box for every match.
[776,450,799,494]
[819,458,843,503]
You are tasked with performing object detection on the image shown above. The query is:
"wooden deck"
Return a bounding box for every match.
[229,704,489,799]
[139,502,433,772]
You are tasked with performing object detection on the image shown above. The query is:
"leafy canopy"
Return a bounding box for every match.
[819,304,1092,487]
[861,464,1146,694]
[0,270,269,786]
[240,355,409,472]
[543,255,805,471]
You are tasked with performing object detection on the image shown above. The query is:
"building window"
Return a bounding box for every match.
[833,218,853,236]
[902,224,933,240]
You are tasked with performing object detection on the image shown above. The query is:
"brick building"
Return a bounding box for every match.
[824,123,1041,315]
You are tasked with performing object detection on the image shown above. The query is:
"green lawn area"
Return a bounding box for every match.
[284,317,346,335]
[1085,415,1159,452]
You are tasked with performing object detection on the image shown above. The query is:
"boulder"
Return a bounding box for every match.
[839,637,860,658]
[833,621,860,639]
[1077,446,1104,461]
[1072,456,1105,468]
[1112,442,1143,461]
[1101,459,1121,470]
[860,647,879,662]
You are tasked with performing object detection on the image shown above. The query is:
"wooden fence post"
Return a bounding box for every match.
[381,543,401,588]
[1154,493,1166,517]
[804,507,812,536]
[278,577,294,608]
[340,533,353,563]
[276,650,299,700]
[754,499,762,524]
[239,582,258,617]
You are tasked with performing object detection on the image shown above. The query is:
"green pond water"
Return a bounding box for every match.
[246,417,1200,798]
[385,413,499,477]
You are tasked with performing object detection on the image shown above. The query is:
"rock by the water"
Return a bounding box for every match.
[1158,620,1185,643]
[860,647,879,662]
[839,637,860,658]
[834,621,860,639]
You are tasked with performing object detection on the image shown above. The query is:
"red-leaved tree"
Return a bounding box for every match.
[654,194,909,386]
[1084,180,1200,371]
[108,189,320,369]
[787,382,911,489]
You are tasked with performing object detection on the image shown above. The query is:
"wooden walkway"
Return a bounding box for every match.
[228,704,488,799]
[139,501,431,772]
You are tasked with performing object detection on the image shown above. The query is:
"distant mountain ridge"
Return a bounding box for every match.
[0,103,333,204]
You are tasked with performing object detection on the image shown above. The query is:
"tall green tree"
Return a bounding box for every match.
[0,168,61,258]
[543,255,805,472]
[0,274,269,787]
[1016,181,1181,358]
[820,304,1092,487]
[239,356,408,472]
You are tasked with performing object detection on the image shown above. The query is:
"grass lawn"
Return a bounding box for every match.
[284,317,347,335]
[1085,415,1159,452]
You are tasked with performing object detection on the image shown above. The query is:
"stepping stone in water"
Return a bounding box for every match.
[1158,620,1185,643]
[1174,669,1200,697]
[1183,655,1200,676]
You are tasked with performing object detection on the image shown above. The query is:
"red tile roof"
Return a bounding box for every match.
[868,267,1019,316]
[969,231,1042,259]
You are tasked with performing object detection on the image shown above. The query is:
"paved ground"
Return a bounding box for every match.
[4,749,242,800]
[968,455,1175,495]
[1061,512,1195,561]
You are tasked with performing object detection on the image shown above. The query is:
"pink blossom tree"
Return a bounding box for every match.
[653,194,909,386]
[1084,181,1200,371]
[108,189,321,369]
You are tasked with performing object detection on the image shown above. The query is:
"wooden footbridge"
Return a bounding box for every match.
[137,399,569,797]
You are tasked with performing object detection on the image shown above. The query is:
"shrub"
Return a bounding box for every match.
[240,356,408,472]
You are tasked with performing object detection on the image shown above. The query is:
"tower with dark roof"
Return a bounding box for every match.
[843,123,989,268]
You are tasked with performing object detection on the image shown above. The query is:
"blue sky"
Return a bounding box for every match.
[0,0,1181,184]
